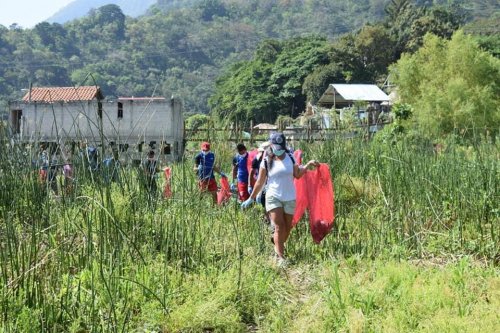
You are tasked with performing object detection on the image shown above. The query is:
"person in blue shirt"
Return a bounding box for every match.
[194,142,225,204]
[103,149,120,184]
[232,143,250,202]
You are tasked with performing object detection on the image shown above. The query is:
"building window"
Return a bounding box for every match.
[117,102,123,119]
[11,109,22,134]
[119,143,129,152]
[162,143,171,155]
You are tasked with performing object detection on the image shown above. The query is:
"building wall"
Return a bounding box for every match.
[9,98,184,160]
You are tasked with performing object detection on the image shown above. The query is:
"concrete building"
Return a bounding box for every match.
[8,86,184,161]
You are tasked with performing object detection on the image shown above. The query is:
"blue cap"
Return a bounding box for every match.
[270,132,286,150]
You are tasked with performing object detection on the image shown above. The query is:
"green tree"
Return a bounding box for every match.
[392,30,500,138]
[185,113,210,130]
[209,59,278,123]
[268,36,330,117]
[354,24,395,81]
[210,37,330,123]
[197,0,228,21]
[302,63,344,103]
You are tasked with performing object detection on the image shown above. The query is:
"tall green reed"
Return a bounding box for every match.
[0,125,497,330]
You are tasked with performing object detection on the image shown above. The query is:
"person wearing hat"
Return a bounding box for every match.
[194,141,225,204]
[241,132,320,267]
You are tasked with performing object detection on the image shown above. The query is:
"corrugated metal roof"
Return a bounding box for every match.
[22,86,102,103]
[253,123,278,130]
[331,84,389,102]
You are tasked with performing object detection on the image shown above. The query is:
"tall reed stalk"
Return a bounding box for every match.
[0,127,497,330]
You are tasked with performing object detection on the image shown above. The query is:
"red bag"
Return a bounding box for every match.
[163,167,172,198]
[247,148,259,174]
[217,176,232,205]
[293,168,308,227]
[293,163,335,243]
[293,149,303,165]
[39,169,47,183]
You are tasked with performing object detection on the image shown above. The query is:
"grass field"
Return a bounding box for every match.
[0,132,498,332]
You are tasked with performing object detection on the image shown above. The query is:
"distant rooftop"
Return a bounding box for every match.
[22,86,103,103]
[118,97,166,101]
[318,84,389,106]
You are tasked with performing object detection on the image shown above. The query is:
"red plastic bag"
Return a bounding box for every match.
[293,168,308,226]
[293,163,335,243]
[293,149,303,165]
[163,167,172,198]
[247,148,259,174]
[39,169,47,183]
[217,176,232,205]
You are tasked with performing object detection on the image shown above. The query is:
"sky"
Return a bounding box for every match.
[0,0,74,28]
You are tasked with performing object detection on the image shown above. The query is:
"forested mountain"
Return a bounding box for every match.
[47,0,157,24]
[0,0,498,118]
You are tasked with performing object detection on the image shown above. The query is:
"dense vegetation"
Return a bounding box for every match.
[392,31,500,138]
[207,5,498,135]
[0,1,499,330]
[0,123,498,330]
[47,0,157,24]
[0,0,498,117]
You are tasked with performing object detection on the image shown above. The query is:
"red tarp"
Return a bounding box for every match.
[217,176,232,205]
[163,167,172,198]
[293,163,335,243]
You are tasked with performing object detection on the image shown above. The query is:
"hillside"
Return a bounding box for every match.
[47,0,157,23]
[0,0,498,116]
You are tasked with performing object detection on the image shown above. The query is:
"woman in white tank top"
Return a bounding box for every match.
[241,133,319,267]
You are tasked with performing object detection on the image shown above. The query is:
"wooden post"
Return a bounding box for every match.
[235,121,239,143]
[250,120,254,146]
[307,119,311,142]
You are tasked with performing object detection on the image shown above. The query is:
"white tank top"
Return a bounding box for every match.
[261,154,295,201]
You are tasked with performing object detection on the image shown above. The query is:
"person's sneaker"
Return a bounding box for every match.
[276,257,289,268]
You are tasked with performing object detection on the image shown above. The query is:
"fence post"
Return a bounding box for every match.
[307,119,311,142]
[250,120,254,146]
[235,121,239,143]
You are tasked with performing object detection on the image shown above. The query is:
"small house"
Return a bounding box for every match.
[317,84,390,108]
[8,86,184,161]
[317,84,390,125]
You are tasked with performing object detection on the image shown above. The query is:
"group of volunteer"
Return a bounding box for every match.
[194,133,320,267]
[36,132,326,267]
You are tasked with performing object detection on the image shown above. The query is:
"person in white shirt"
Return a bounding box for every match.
[241,132,319,267]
